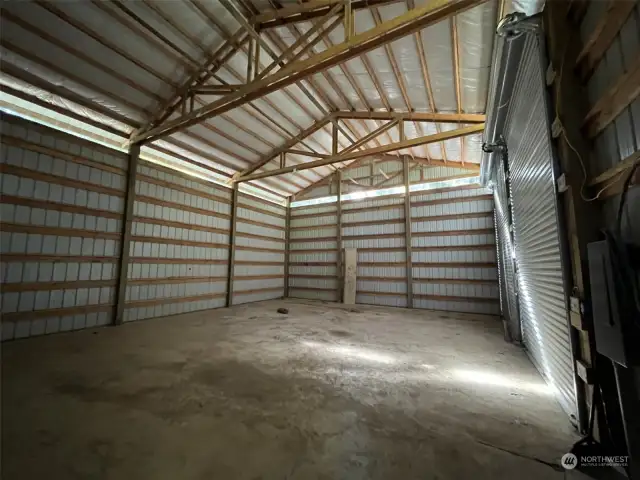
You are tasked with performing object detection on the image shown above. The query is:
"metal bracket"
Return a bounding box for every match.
[557,173,568,193]
[546,62,556,86]
[497,12,542,38]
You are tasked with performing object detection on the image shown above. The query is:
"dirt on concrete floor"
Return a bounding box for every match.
[1,299,578,479]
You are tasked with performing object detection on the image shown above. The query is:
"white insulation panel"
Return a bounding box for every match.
[124,162,231,323]
[1,114,125,339]
[232,195,286,304]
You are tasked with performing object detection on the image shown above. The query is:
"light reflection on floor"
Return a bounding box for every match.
[301,339,551,396]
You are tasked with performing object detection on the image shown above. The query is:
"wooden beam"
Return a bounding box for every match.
[257,4,344,80]
[575,0,636,82]
[234,115,332,179]
[583,56,640,139]
[333,111,485,123]
[403,155,414,308]
[137,29,249,134]
[284,197,291,298]
[588,150,640,187]
[340,120,398,155]
[286,149,330,158]
[226,184,239,307]
[114,144,140,325]
[336,170,343,303]
[192,85,244,94]
[237,124,484,181]
[253,0,402,28]
[132,0,487,143]
[451,15,465,165]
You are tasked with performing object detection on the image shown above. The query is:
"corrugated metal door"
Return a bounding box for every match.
[503,35,577,419]
[493,154,520,341]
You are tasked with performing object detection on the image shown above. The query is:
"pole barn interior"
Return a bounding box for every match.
[1,0,639,478]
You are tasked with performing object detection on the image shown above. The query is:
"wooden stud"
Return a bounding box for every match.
[403,155,414,308]
[583,56,640,139]
[226,183,239,307]
[114,144,140,325]
[575,1,636,82]
[284,197,291,298]
[335,122,344,302]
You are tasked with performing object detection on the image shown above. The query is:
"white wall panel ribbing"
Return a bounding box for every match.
[1,114,125,339]
[288,185,499,312]
[123,162,231,322]
[232,194,286,305]
[410,186,499,315]
[343,197,408,307]
[288,203,339,301]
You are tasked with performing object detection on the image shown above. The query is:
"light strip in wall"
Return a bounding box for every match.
[0,91,286,206]
[291,176,481,207]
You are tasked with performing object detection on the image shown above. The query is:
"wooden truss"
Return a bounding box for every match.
[237,123,484,182]
[131,0,486,144]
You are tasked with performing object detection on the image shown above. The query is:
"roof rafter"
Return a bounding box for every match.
[132,0,487,144]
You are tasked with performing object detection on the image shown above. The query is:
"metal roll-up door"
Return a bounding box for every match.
[493,154,520,342]
[503,35,577,420]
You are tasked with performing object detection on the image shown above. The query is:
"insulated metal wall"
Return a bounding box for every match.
[288,203,339,301]
[123,162,231,322]
[503,35,576,418]
[411,186,500,315]
[1,113,125,339]
[493,155,521,340]
[232,193,286,304]
[288,184,499,313]
[343,196,408,307]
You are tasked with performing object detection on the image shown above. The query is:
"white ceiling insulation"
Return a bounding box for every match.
[0,0,544,200]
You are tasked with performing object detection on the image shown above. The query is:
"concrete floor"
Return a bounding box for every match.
[2,299,578,479]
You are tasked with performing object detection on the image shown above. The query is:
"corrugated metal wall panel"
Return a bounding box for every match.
[288,203,339,301]
[232,194,286,304]
[504,35,576,419]
[1,114,125,339]
[124,162,231,322]
[288,188,499,313]
[410,183,499,314]
[343,197,407,307]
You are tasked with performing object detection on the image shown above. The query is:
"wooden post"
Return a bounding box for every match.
[336,169,343,303]
[114,143,140,325]
[246,38,254,82]
[403,154,413,308]
[226,183,239,307]
[284,197,291,298]
[544,1,601,436]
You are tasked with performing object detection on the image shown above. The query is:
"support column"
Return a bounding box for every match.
[226,183,239,307]
[284,197,291,298]
[114,143,140,325]
[336,170,343,303]
[403,155,413,308]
